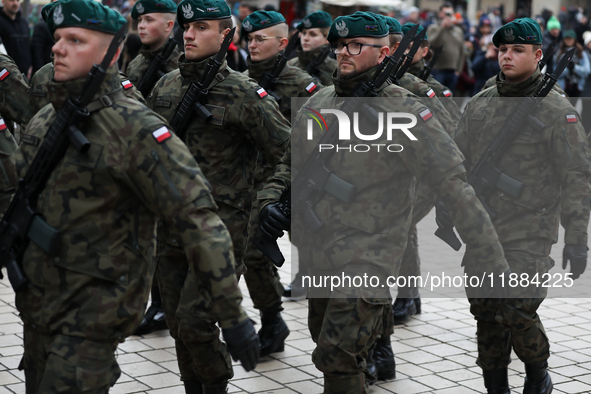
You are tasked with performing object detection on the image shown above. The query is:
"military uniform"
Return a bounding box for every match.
[0,54,30,130]
[125,42,181,90]
[288,46,336,87]
[0,115,18,210]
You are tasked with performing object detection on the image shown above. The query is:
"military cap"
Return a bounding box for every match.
[43,0,127,36]
[177,0,231,26]
[297,11,332,31]
[492,18,542,47]
[131,0,177,20]
[401,22,427,40]
[384,16,402,35]
[241,11,285,38]
[327,11,389,43]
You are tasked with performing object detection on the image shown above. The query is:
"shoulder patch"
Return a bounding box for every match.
[0,118,5,131]
[257,87,268,98]
[443,89,452,97]
[122,80,133,90]
[0,69,9,81]
[152,126,172,143]
[419,108,433,121]
[566,114,578,123]
[426,88,436,98]
[306,82,318,93]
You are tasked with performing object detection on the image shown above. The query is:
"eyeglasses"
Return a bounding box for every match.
[245,35,283,45]
[330,41,383,56]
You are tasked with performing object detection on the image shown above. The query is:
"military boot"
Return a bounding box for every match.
[365,342,378,385]
[373,335,396,380]
[392,285,420,324]
[133,302,168,336]
[523,361,553,394]
[258,303,290,357]
[482,368,510,394]
[324,373,366,394]
[183,381,203,394]
[202,381,228,394]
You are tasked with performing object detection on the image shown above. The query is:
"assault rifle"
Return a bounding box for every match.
[0,24,128,292]
[305,44,331,80]
[137,38,178,97]
[390,27,428,84]
[434,48,576,250]
[257,27,418,266]
[419,45,442,81]
[258,31,300,102]
[169,27,235,139]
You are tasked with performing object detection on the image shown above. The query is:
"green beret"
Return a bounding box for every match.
[131,0,177,20]
[327,11,389,43]
[492,18,542,47]
[401,22,427,40]
[297,11,332,31]
[384,16,402,35]
[241,11,285,38]
[43,0,127,36]
[177,0,231,26]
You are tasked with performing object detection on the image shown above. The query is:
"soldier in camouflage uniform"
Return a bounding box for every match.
[287,11,336,87]
[454,18,591,394]
[148,0,289,391]
[258,12,510,393]
[125,0,181,96]
[0,114,17,210]
[0,54,29,131]
[8,0,259,392]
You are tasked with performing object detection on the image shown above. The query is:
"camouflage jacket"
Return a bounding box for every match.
[12,65,246,341]
[481,70,567,96]
[407,60,462,124]
[125,41,182,96]
[0,115,17,210]
[26,63,146,125]
[456,68,591,248]
[0,54,30,127]
[287,45,336,87]
[260,65,508,279]
[246,53,322,120]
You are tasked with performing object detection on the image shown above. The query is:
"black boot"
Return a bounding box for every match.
[373,336,396,381]
[482,368,510,394]
[283,272,306,301]
[183,381,203,394]
[392,286,420,324]
[365,342,378,385]
[133,302,168,336]
[258,304,290,357]
[524,361,553,394]
[202,381,228,394]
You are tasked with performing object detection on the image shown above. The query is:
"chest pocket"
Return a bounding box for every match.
[69,144,103,169]
[204,104,225,126]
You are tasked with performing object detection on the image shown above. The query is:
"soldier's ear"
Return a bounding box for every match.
[221,28,232,43]
[109,47,123,67]
[278,37,288,51]
[534,47,543,63]
[378,46,389,63]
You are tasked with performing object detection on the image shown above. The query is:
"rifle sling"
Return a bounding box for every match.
[86,91,127,113]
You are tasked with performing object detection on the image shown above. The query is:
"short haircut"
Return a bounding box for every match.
[218,17,233,32]
[389,32,402,48]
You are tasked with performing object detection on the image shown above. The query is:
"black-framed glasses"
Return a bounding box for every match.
[330,41,383,55]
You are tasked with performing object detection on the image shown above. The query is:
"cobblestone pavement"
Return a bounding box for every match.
[1,210,591,393]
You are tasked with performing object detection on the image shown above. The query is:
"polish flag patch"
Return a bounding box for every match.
[426,89,436,98]
[257,88,268,98]
[152,126,172,143]
[122,80,133,90]
[0,69,9,81]
[443,89,452,97]
[305,82,317,93]
[566,114,578,123]
[0,119,6,131]
[420,109,433,121]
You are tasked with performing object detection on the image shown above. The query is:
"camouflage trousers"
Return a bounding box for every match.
[156,240,233,385]
[19,325,120,393]
[468,246,554,370]
[308,289,392,394]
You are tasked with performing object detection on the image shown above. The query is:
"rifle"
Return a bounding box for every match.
[0,24,128,292]
[257,186,290,267]
[419,45,442,81]
[434,48,576,250]
[539,36,559,73]
[390,27,428,85]
[169,27,235,139]
[137,38,178,97]
[258,31,300,102]
[305,44,331,79]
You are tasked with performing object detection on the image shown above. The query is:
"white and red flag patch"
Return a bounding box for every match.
[0,119,6,131]
[426,89,436,98]
[152,126,171,143]
[122,80,133,90]
[305,82,317,93]
[0,69,9,81]
[257,88,268,98]
[566,114,578,123]
[419,109,433,121]
[443,89,452,97]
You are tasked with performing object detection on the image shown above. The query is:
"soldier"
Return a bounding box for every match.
[125,0,181,96]
[0,114,17,210]
[0,53,29,131]
[125,0,181,337]
[7,0,259,392]
[259,12,510,393]
[453,18,591,393]
[287,10,336,86]
[148,0,289,391]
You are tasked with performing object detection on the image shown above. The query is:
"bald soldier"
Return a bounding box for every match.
[6,0,258,392]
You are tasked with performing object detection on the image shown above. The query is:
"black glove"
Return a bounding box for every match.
[259,202,290,239]
[435,199,454,229]
[562,244,588,280]
[222,319,260,371]
[568,61,575,72]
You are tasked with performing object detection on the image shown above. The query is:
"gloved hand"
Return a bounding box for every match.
[562,244,588,280]
[221,319,259,371]
[260,202,290,239]
[435,199,454,229]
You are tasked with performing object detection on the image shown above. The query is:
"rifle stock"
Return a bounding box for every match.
[137,38,178,97]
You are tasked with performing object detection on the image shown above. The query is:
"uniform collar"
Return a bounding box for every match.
[295,45,326,69]
[496,67,542,97]
[407,60,424,78]
[333,64,386,97]
[178,54,228,81]
[247,53,282,80]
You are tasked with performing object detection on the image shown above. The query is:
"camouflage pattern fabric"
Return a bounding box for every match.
[11,65,247,390]
[481,71,567,96]
[287,46,336,86]
[0,116,18,212]
[25,63,146,125]
[246,53,322,119]
[125,43,182,94]
[0,54,30,128]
